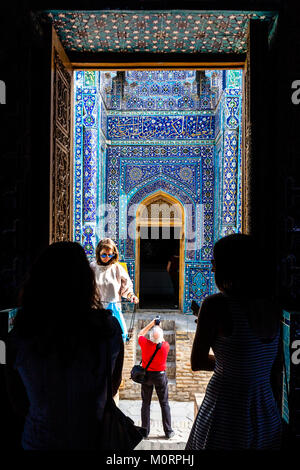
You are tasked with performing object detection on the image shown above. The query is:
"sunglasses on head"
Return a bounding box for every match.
[100,253,114,259]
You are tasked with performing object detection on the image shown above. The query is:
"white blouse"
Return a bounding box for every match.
[90,261,134,307]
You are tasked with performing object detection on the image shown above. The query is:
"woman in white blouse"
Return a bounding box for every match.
[90,238,139,342]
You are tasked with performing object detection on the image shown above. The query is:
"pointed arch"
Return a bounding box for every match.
[135,190,185,311]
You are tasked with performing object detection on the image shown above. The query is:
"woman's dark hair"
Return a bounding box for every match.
[213,233,264,297]
[14,242,112,364]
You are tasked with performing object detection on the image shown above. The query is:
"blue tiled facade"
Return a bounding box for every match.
[73,69,243,312]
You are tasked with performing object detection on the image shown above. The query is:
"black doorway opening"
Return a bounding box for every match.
[139,226,180,309]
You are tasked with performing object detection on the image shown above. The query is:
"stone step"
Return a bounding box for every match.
[136,310,182,315]
[134,419,193,450]
[119,400,194,451]
[166,365,176,378]
[163,333,175,344]
[133,419,192,450]
[137,319,176,330]
[135,438,187,451]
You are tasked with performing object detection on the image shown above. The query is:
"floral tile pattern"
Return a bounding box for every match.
[43,10,277,54]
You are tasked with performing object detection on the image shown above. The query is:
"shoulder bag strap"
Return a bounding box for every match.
[144,342,162,371]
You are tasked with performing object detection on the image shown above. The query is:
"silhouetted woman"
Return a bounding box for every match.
[5,242,124,450]
[186,233,283,450]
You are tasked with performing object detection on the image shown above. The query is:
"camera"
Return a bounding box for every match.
[154,315,161,325]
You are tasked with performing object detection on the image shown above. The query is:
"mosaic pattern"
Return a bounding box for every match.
[227,70,242,89]
[99,102,106,139]
[124,162,198,195]
[201,146,214,261]
[107,115,215,140]
[223,131,238,226]
[83,94,96,127]
[221,73,242,234]
[101,70,216,111]
[120,93,211,112]
[73,70,242,311]
[127,71,195,81]
[215,104,221,137]
[236,106,243,233]
[214,145,223,242]
[225,97,240,129]
[106,144,207,158]
[43,10,277,54]
[82,225,96,257]
[106,146,210,244]
[108,109,213,116]
[74,71,84,243]
[226,71,242,234]
[185,264,213,309]
[127,179,197,261]
[83,129,97,222]
[74,71,100,252]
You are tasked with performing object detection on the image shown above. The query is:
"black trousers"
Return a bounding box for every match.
[141,371,173,436]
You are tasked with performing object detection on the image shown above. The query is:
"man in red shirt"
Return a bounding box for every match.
[138,319,174,439]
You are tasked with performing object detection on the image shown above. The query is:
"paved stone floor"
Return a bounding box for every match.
[121,312,203,449]
[119,398,204,450]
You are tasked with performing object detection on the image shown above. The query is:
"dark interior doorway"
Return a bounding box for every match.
[139,226,180,309]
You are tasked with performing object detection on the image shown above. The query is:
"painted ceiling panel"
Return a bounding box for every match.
[42,10,278,54]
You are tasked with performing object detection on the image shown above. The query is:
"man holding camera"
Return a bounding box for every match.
[138,317,174,439]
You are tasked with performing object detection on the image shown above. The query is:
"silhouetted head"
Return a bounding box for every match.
[95,238,119,266]
[15,241,99,337]
[212,233,262,297]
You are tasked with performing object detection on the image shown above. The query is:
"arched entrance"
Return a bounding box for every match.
[135,191,184,311]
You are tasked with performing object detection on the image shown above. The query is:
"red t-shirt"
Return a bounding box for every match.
[138,335,169,372]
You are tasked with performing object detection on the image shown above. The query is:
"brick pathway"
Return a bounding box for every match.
[119,398,204,450]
